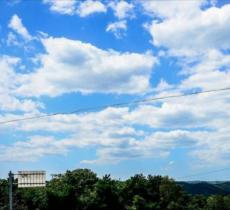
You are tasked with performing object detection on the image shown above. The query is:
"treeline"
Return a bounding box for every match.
[0,169,230,210]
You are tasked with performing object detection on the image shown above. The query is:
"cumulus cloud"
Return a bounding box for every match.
[155,79,173,92]
[179,50,230,90]
[0,136,68,162]
[2,79,230,165]
[43,0,106,17]
[128,1,230,168]
[109,0,134,19]
[43,0,76,15]
[106,20,127,38]
[0,56,43,112]
[0,108,198,163]
[1,1,230,169]
[141,0,204,19]
[107,1,134,38]
[8,14,32,41]
[82,129,197,164]
[1,48,229,164]
[16,36,156,96]
[0,107,141,162]
[6,32,20,46]
[76,0,107,17]
[144,3,230,56]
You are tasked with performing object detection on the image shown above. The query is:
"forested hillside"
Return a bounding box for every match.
[0,169,230,210]
[178,181,230,195]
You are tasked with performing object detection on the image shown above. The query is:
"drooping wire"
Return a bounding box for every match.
[0,87,230,125]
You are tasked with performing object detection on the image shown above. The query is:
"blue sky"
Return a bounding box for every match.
[0,0,230,181]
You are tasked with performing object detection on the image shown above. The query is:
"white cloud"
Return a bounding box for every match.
[0,56,42,112]
[43,0,76,15]
[1,1,230,168]
[137,1,230,170]
[2,79,230,165]
[76,0,107,17]
[0,94,43,113]
[0,108,197,163]
[107,1,134,38]
[43,0,106,17]
[8,14,32,41]
[155,79,174,92]
[0,136,68,162]
[16,37,156,96]
[141,0,204,19]
[109,1,134,19]
[0,113,224,164]
[82,129,196,164]
[106,20,127,38]
[0,107,141,161]
[180,50,230,90]
[190,128,230,165]
[1,47,229,164]
[144,3,230,56]
[6,32,20,46]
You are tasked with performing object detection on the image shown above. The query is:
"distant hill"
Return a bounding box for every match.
[177,181,230,195]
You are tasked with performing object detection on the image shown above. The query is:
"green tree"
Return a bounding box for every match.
[0,169,229,210]
[206,195,225,210]
[0,179,8,210]
[94,175,124,210]
[159,177,188,210]
[187,195,207,210]
[46,169,98,210]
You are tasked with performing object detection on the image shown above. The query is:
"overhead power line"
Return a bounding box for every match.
[0,87,230,125]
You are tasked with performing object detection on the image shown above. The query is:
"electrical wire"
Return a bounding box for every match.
[0,87,230,125]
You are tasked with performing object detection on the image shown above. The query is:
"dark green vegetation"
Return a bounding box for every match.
[178,181,230,196]
[0,169,230,210]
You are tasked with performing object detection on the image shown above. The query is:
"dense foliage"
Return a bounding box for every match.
[0,169,230,210]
